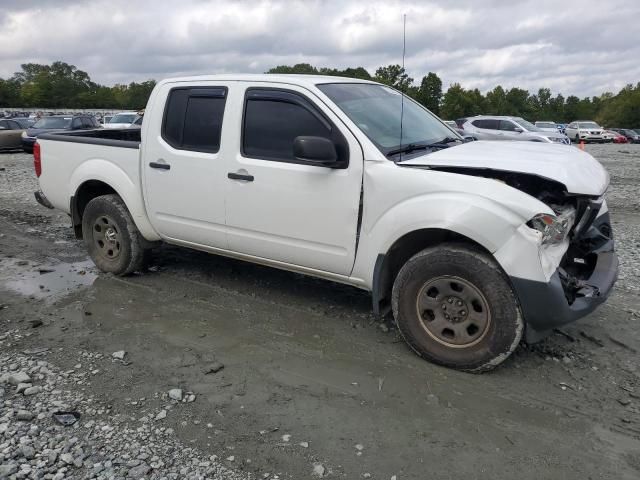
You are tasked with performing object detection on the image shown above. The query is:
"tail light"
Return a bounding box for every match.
[33,142,41,177]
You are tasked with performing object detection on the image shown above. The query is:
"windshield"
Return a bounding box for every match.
[579,122,601,129]
[536,122,556,128]
[110,113,137,124]
[513,117,540,132]
[32,117,72,129]
[317,83,456,153]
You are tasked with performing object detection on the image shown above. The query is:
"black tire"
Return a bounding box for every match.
[574,134,580,143]
[82,194,149,275]
[391,245,523,372]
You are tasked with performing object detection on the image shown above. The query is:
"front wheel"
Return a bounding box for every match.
[392,245,523,372]
[82,194,149,275]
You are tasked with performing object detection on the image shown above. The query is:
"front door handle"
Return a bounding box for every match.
[149,161,170,170]
[227,172,254,182]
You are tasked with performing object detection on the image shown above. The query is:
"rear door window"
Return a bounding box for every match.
[472,119,499,130]
[162,87,227,153]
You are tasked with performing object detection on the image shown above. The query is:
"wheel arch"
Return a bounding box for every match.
[371,228,495,317]
[68,159,160,241]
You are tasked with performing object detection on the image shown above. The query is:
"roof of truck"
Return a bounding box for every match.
[157,74,378,87]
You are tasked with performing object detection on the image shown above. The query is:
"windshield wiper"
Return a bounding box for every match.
[386,143,430,157]
[387,137,462,160]
[426,137,463,148]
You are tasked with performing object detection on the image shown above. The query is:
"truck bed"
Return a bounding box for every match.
[36,128,143,219]
[38,128,141,149]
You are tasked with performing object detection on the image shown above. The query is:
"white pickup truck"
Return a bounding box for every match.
[33,74,618,371]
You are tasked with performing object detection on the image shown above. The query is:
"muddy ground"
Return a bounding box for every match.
[1,144,639,479]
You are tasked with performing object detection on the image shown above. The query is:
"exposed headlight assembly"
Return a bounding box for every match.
[528,206,576,244]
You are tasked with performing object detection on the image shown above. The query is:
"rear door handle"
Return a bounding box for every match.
[149,161,170,170]
[227,172,254,182]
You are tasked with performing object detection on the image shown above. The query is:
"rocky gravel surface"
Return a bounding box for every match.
[0,347,247,480]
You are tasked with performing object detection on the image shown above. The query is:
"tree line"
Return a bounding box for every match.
[267,63,640,128]
[0,62,155,110]
[1,61,638,127]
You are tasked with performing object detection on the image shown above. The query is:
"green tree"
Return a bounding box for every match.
[504,87,531,117]
[415,72,442,114]
[267,63,318,75]
[549,93,565,122]
[564,95,581,121]
[485,86,508,114]
[441,84,473,119]
[0,78,21,107]
[374,64,413,91]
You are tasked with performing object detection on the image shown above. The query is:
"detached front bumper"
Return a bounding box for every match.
[509,212,618,342]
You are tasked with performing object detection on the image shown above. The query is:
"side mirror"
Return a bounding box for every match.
[293,136,338,166]
[514,127,523,133]
[462,135,476,142]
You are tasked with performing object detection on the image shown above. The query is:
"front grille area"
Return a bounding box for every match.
[560,198,610,304]
[572,198,603,239]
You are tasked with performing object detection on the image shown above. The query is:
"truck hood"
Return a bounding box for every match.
[401,140,609,196]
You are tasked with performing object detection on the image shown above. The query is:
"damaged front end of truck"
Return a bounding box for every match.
[424,164,618,342]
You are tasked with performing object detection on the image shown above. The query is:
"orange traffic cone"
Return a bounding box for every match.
[579,140,585,150]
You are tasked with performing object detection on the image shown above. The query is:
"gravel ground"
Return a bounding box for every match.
[0,351,246,480]
[1,144,640,480]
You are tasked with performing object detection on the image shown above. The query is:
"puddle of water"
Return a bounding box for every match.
[0,258,97,301]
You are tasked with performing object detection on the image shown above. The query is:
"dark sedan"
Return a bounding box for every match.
[22,114,100,152]
[610,128,640,144]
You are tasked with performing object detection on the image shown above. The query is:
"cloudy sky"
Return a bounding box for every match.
[0,0,639,97]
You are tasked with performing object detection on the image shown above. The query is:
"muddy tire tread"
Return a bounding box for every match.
[82,194,148,276]
[391,244,524,373]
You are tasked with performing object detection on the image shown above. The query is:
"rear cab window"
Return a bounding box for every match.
[162,87,227,153]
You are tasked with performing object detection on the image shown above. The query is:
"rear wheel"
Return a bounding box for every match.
[82,194,148,275]
[392,245,523,372]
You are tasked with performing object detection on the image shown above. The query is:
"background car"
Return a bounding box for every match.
[130,115,143,128]
[0,119,26,151]
[534,121,558,132]
[443,120,477,141]
[104,112,139,129]
[460,116,570,144]
[601,130,616,142]
[564,121,605,143]
[12,118,36,129]
[22,114,100,152]
[604,130,628,143]
[611,128,640,143]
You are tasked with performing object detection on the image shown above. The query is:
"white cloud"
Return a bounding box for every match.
[0,0,638,96]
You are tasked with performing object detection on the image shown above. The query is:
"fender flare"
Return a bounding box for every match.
[69,159,160,241]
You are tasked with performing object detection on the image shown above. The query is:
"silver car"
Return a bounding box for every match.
[461,116,571,144]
